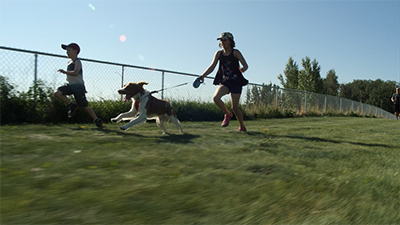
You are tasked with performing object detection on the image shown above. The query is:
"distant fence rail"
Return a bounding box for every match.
[0,46,395,119]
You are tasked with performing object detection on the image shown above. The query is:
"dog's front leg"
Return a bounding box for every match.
[111,102,138,122]
[120,113,147,130]
[111,111,137,123]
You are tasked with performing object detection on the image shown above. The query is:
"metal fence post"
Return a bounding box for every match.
[324,96,327,112]
[351,101,354,112]
[161,71,165,99]
[34,54,38,106]
[361,103,363,115]
[121,66,125,87]
[275,87,278,109]
[120,66,125,101]
[304,92,307,114]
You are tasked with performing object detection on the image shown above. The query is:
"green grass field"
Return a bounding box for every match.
[1,117,399,224]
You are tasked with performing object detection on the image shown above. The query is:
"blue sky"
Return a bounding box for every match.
[1,0,399,87]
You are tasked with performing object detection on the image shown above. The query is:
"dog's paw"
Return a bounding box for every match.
[111,118,118,123]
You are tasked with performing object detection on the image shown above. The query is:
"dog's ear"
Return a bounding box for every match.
[137,81,148,86]
[136,81,148,93]
[124,82,133,88]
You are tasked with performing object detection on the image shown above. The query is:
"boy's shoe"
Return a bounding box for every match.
[221,112,233,127]
[95,118,103,128]
[239,127,247,132]
[68,103,79,118]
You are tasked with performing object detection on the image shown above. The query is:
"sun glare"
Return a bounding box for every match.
[119,35,127,42]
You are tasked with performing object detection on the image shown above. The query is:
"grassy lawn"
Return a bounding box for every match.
[1,117,399,224]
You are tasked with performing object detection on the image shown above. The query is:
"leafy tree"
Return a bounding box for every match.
[298,57,312,91]
[260,83,278,106]
[278,57,299,89]
[0,76,18,124]
[311,59,323,93]
[366,79,396,111]
[246,83,278,107]
[339,83,352,99]
[298,57,323,93]
[245,88,252,105]
[0,75,15,102]
[339,79,397,112]
[352,80,370,103]
[250,84,261,106]
[323,69,339,96]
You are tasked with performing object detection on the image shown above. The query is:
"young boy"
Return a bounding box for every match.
[199,32,249,132]
[55,43,103,128]
[391,87,399,120]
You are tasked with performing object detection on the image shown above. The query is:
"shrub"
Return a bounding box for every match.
[170,100,222,122]
[0,76,374,125]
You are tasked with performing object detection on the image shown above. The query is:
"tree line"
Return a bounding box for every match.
[277,56,397,113]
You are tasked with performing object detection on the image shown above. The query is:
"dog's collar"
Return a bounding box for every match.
[140,91,151,99]
[134,91,151,110]
[134,91,151,101]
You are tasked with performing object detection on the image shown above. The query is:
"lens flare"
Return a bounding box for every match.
[138,54,145,61]
[119,35,127,42]
[88,3,95,11]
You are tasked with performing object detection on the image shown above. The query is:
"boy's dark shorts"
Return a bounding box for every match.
[57,84,88,107]
[222,80,243,94]
[395,104,399,113]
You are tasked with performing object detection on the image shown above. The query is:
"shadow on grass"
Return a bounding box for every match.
[71,126,200,143]
[71,126,145,137]
[105,129,146,137]
[157,133,200,144]
[273,134,393,148]
[246,131,393,148]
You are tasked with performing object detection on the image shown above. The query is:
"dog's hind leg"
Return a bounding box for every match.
[169,115,184,134]
[156,116,169,135]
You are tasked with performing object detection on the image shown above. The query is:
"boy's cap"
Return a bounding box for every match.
[217,32,234,41]
[61,43,80,54]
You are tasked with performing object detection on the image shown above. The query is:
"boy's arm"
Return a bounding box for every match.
[200,51,221,81]
[58,59,82,76]
[234,49,248,73]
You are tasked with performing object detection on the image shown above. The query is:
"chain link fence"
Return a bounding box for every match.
[0,46,395,119]
[276,87,394,118]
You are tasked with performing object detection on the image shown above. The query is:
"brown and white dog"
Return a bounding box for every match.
[111,82,184,134]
